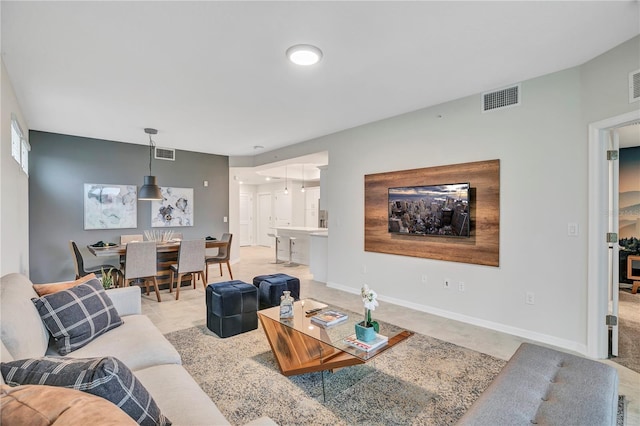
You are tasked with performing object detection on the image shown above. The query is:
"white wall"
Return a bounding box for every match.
[326,67,586,351]
[1,59,29,276]
[239,35,640,355]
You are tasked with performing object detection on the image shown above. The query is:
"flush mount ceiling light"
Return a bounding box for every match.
[138,127,163,201]
[286,44,323,66]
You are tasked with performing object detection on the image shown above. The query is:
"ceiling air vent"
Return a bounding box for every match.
[155,147,175,161]
[482,83,521,112]
[629,69,640,103]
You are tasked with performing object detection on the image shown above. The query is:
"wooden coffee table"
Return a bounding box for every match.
[257,300,413,377]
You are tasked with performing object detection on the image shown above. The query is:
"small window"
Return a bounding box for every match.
[21,139,30,175]
[11,115,22,164]
[10,114,29,175]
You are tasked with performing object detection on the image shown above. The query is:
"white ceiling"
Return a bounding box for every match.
[2,1,639,161]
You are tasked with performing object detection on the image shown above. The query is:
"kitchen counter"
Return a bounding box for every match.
[274,226,326,233]
[273,227,328,265]
[309,231,328,282]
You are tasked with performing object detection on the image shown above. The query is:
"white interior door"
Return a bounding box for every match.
[239,193,253,246]
[587,109,639,359]
[608,129,620,357]
[257,192,272,247]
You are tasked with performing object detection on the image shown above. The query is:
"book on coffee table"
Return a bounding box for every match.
[310,310,348,327]
[343,333,389,352]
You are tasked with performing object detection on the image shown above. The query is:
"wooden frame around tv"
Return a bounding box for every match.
[364,159,500,267]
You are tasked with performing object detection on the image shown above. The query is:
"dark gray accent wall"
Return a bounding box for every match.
[29,131,229,283]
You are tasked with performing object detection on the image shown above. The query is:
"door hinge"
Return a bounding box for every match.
[607,150,619,160]
[606,315,618,326]
[606,233,618,243]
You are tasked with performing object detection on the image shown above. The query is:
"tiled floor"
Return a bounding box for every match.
[142,246,639,425]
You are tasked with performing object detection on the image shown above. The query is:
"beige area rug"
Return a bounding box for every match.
[165,320,508,426]
[165,321,626,426]
[616,290,640,374]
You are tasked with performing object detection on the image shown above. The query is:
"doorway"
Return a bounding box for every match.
[587,110,640,360]
[239,193,253,246]
[614,129,640,372]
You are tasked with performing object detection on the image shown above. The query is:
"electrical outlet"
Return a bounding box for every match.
[458,281,465,292]
[567,223,579,236]
[444,279,451,289]
[526,292,535,305]
[421,274,428,283]
[362,265,367,274]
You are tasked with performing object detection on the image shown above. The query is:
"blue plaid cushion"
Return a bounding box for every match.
[1,356,171,426]
[31,278,123,355]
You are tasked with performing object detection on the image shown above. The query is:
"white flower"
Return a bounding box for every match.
[361,284,371,299]
[361,284,379,311]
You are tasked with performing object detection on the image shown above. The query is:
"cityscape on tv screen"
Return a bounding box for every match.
[388,183,470,237]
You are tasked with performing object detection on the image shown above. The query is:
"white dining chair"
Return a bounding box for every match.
[120,234,143,245]
[170,239,206,300]
[123,241,162,302]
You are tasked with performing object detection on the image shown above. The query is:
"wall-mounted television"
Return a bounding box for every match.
[388,183,470,237]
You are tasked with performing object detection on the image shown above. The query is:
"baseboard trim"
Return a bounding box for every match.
[327,281,589,357]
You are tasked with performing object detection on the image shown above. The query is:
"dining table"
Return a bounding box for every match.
[87,239,227,289]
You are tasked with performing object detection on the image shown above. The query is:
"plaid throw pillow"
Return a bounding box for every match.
[1,356,171,426]
[31,278,123,355]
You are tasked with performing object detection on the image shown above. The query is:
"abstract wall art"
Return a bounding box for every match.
[84,183,137,230]
[151,187,194,227]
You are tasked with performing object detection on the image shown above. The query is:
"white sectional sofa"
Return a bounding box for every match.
[0,272,276,426]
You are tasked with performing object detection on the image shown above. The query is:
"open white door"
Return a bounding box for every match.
[588,110,640,359]
[607,129,620,357]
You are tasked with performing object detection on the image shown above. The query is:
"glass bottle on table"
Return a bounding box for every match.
[280,291,294,319]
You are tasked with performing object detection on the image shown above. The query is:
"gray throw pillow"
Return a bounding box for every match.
[1,356,171,426]
[31,278,123,355]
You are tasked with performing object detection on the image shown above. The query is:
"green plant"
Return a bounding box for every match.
[360,284,380,332]
[101,267,114,289]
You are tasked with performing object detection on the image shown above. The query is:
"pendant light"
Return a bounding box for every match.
[138,128,163,201]
[284,165,289,195]
[300,164,306,193]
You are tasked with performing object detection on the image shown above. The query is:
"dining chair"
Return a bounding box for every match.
[205,233,233,284]
[119,234,143,273]
[69,240,121,286]
[123,241,162,302]
[169,239,206,300]
[120,234,143,245]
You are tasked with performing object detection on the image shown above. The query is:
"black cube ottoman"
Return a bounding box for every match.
[252,273,300,309]
[206,281,258,338]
